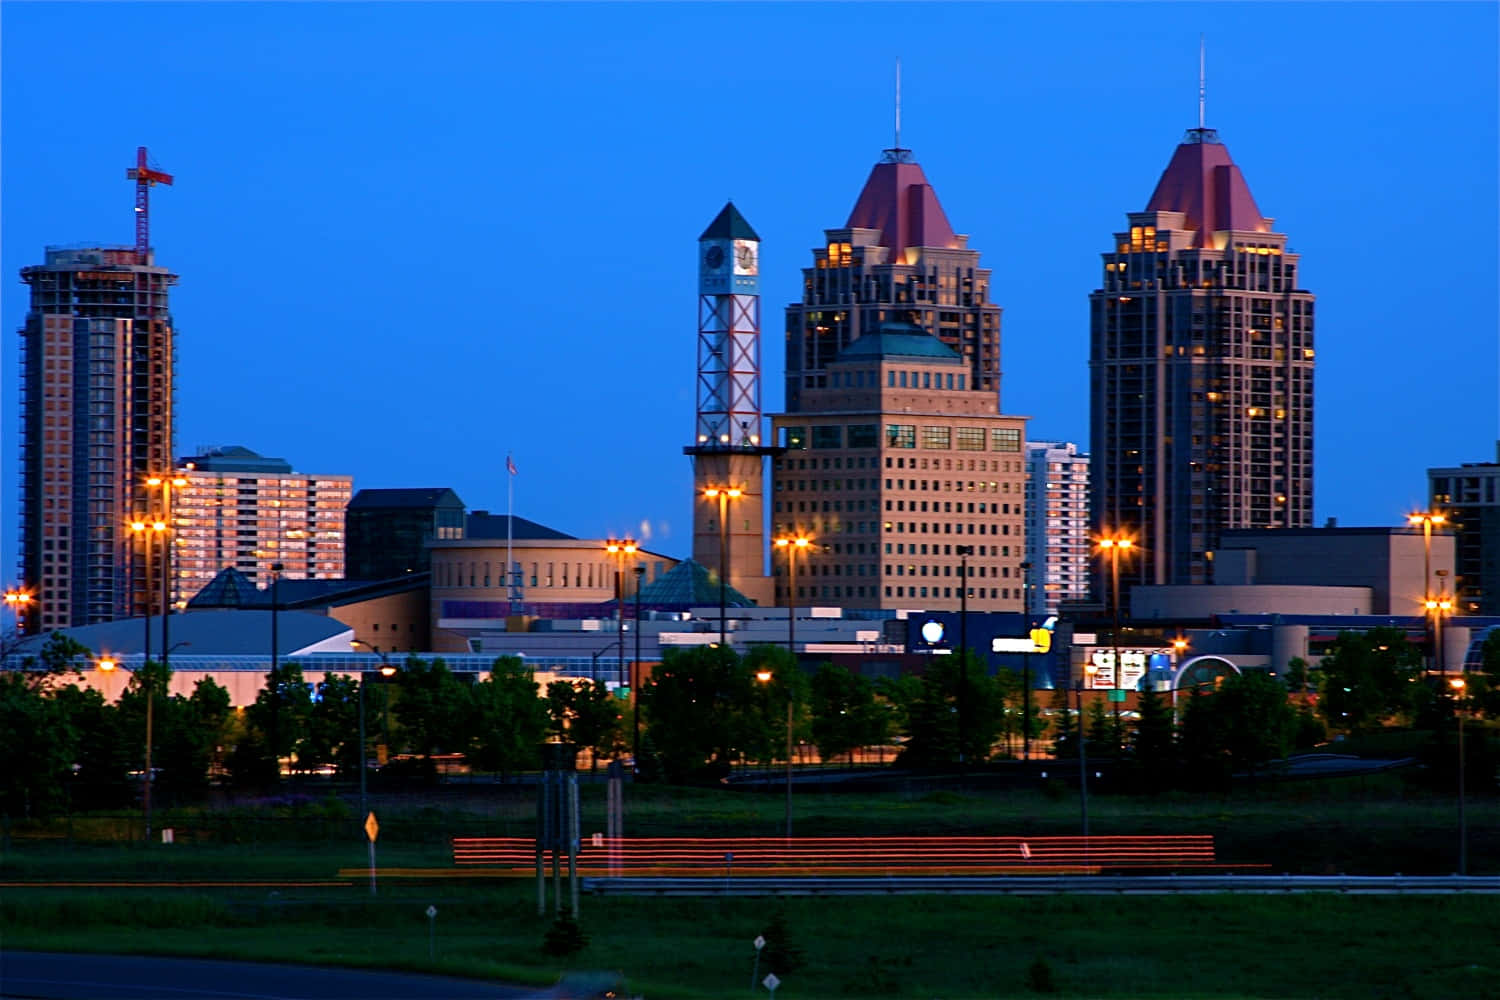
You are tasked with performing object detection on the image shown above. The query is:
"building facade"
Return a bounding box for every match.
[1430,445,1500,615]
[772,143,1026,612]
[174,446,351,606]
[345,488,466,581]
[1024,441,1092,617]
[1089,124,1315,589]
[17,245,178,632]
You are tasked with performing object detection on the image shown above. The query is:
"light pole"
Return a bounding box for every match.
[1098,536,1134,748]
[774,535,811,658]
[955,544,973,767]
[1408,511,1446,604]
[131,518,165,666]
[1449,676,1467,876]
[1019,560,1033,760]
[98,655,155,842]
[3,590,34,663]
[606,539,637,687]
[756,668,793,840]
[633,564,644,767]
[703,487,741,648]
[1424,587,1454,680]
[147,475,189,673]
[350,640,397,825]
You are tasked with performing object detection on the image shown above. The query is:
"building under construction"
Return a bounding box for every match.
[15,148,177,632]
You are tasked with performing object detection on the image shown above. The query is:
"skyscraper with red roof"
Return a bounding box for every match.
[1089,124,1316,590]
[771,142,1027,613]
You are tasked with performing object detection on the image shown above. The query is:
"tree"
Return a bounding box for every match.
[1176,687,1228,790]
[1212,672,1296,778]
[898,652,1004,767]
[306,674,361,775]
[1130,682,1175,790]
[245,661,314,775]
[54,683,132,810]
[809,664,881,763]
[1317,628,1423,733]
[393,656,473,774]
[154,676,232,802]
[640,646,761,783]
[1049,687,1078,760]
[467,656,548,780]
[544,678,623,770]
[0,672,77,818]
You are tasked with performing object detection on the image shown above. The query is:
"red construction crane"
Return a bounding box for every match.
[126,146,173,263]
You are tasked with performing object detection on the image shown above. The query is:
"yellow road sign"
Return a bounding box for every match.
[364,812,379,843]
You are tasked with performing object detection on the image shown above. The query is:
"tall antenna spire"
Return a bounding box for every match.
[895,57,902,150]
[1198,33,1206,129]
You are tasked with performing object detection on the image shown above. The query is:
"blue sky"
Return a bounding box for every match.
[3,2,1496,575]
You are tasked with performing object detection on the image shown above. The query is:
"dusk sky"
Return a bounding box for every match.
[3,2,1496,577]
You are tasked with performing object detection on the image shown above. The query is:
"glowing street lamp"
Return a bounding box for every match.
[1424,591,1455,679]
[605,539,637,688]
[1450,676,1468,876]
[3,590,34,661]
[1097,536,1135,743]
[756,667,793,840]
[773,535,812,657]
[145,475,189,671]
[703,488,742,647]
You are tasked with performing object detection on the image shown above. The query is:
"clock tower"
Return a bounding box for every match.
[686,202,777,610]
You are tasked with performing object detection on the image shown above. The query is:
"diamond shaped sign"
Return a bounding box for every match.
[763,973,780,992]
[364,811,379,843]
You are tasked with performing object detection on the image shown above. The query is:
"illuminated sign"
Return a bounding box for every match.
[920,620,945,644]
[1086,649,1169,689]
[991,617,1055,655]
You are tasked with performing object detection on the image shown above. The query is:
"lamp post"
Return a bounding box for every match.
[756,668,793,840]
[131,519,165,666]
[98,655,156,842]
[774,535,811,658]
[703,487,742,647]
[1424,587,1454,681]
[955,544,973,767]
[1408,511,1446,604]
[633,565,644,767]
[1019,560,1033,760]
[3,590,34,663]
[147,475,189,673]
[1449,676,1467,876]
[1098,536,1134,747]
[350,640,397,825]
[606,539,637,687]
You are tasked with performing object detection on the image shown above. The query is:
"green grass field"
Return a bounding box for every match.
[3,777,1497,998]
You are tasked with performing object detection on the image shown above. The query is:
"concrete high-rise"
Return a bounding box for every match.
[1024,442,1091,617]
[772,142,1027,611]
[17,240,178,632]
[174,446,352,605]
[1089,123,1315,589]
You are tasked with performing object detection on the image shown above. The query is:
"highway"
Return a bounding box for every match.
[583,874,1500,896]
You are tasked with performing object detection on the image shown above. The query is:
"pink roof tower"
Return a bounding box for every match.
[1089,122,1316,591]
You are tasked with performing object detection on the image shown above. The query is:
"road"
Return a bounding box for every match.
[0,952,534,1000]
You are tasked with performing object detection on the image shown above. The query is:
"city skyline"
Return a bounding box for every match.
[3,3,1496,584]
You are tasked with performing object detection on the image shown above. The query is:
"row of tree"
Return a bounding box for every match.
[3,628,1496,818]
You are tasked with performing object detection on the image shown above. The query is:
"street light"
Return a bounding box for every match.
[774,535,812,658]
[98,655,156,842]
[1098,536,1135,747]
[1450,676,1467,876]
[756,667,793,840]
[3,590,34,663]
[606,539,637,688]
[1408,511,1446,603]
[633,564,644,767]
[131,519,166,665]
[146,475,189,672]
[1424,589,1454,680]
[955,544,974,768]
[702,487,742,647]
[350,640,398,824]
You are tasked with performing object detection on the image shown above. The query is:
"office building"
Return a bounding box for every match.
[174,446,352,606]
[1430,444,1500,614]
[1024,441,1092,616]
[1089,121,1315,589]
[345,488,465,581]
[772,140,1026,611]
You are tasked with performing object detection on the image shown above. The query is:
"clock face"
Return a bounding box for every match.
[733,240,758,275]
[704,244,725,270]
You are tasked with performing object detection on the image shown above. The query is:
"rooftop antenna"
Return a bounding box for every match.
[895,57,902,149]
[884,58,913,163]
[1198,33,1206,129]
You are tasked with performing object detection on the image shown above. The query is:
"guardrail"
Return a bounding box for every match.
[581,874,1500,896]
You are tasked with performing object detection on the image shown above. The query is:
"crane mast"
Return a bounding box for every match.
[126,146,173,264]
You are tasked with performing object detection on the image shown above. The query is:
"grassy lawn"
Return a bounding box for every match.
[4,881,1498,999]
[3,777,1496,998]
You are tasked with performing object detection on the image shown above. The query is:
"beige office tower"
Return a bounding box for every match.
[772,141,1027,611]
[1090,123,1315,588]
[686,203,775,607]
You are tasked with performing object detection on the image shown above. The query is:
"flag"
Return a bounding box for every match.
[506,454,518,476]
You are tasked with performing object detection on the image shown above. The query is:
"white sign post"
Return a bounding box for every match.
[751,935,766,990]
[426,905,438,961]
[763,972,780,995]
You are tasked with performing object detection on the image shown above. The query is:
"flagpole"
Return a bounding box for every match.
[507,454,515,603]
